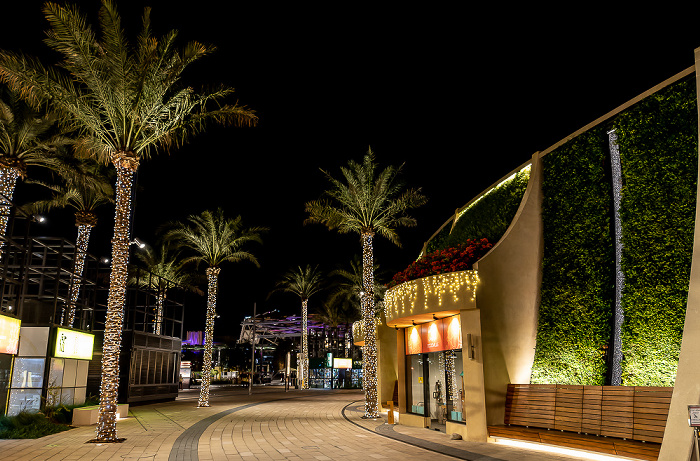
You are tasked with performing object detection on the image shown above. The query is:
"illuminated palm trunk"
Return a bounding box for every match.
[361,230,378,418]
[95,153,137,442]
[153,291,165,335]
[65,215,96,327]
[198,266,220,407]
[300,298,309,390]
[0,166,20,258]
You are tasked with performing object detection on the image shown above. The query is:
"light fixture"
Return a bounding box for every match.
[130,238,146,249]
[33,214,46,223]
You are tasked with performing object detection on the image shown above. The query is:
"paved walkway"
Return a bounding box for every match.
[0,386,623,460]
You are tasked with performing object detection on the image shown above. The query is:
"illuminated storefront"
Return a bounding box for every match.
[8,326,93,415]
[309,353,362,389]
[0,314,20,414]
[405,315,464,423]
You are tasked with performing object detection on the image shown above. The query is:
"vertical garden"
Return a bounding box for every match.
[531,76,698,386]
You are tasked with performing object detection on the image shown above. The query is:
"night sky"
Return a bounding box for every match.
[2,2,700,338]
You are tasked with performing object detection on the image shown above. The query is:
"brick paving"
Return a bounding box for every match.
[0,386,613,460]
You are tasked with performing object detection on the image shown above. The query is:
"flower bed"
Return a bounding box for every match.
[387,239,492,288]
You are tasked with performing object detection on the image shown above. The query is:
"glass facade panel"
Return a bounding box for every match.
[445,350,464,422]
[406,354,425,415]
[7,389,41,415]
[406,349,463,423]
[11,358,44,388]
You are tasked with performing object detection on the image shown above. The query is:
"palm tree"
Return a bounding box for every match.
[131,241,202,335]
[305,148,426,418]
[271,265,324,390]
[166,208,265,407]
[327,257,387,358]
[327,257,386,320]
[0,2,256,441]
[0,86,66,252]
[25,157,113,327]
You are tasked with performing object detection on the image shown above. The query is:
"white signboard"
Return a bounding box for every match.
[54,328,94,360]
[688,405,700,427]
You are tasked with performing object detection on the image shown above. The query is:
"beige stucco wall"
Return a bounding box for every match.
[658,47,700,461]
[473,150,543,426]
[377,322,398,407]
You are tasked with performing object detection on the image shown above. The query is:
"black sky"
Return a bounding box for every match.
[3,2,700,337]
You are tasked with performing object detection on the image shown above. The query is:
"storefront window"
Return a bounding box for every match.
[406,354,425,415]
[404,314,464,424]
[445,350,464,422]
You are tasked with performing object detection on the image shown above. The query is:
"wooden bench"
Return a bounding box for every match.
[500,384,671,460]
[72,404,129,426]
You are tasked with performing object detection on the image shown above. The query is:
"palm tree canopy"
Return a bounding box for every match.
[272,264,324,302]
[327,257,386,319]
[165,208,266,269]
[23,155,113,219]
[0,86,68,174]
[304,148,427,246]
[131,241,203,295]
[0,1,257,165]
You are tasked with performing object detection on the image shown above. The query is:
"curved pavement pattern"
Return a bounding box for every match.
[0,386,597,460]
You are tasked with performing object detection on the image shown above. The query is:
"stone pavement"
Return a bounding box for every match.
[0,386,625,460]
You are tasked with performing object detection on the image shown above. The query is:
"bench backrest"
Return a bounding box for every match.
[504,384,672,443]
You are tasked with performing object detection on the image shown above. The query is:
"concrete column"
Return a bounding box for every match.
[460,309,488,442]
[658,47,700,461]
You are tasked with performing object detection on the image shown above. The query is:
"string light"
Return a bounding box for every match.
[361,231,378,418]
[153,292,165,335]
[96,153,137,442]
[198,266,221,407]
[65,221,95,327]
[300,298,309,390]
[384,270,479,321]
[0,167,20,258]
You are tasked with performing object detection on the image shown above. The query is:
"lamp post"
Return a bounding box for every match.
[249,302,256,396]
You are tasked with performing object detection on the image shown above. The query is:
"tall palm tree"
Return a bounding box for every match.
[0,86,66,253]
[0,1,256,441]
[25,157,113,327]
[166,208,265,407]
[271,265,324,390]
[131,241,202,336]
[305,149,426,418]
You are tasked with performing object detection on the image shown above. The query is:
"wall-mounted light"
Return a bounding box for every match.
[32,214,46,224]
[466,333,475,360]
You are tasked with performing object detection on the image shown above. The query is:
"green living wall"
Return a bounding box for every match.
[425,166,530,253]
[530,127,615,385]
[614,77,698,386]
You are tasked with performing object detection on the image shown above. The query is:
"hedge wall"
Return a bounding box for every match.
[425,167,530,253]
[613,77,698,386]
[530,127,615,385]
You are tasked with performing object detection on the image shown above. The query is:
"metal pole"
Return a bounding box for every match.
[285,351,291,392]
[248,302,256,395]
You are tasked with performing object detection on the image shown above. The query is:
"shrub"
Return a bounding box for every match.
[388,239,492,288]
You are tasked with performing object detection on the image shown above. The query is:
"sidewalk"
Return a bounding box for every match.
[0,386,624,460]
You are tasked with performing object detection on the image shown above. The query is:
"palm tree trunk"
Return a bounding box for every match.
[361,231,378,418]
[0,167,20,258]
[198,266,221,407]
[301,298,309,390]
[95,155,137,442]
[153,291,165,336]
[65,223,94,327]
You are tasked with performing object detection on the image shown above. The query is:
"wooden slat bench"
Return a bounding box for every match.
[498,384,671,460]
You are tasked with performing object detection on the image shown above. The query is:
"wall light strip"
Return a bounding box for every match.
[492,437,630,461]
